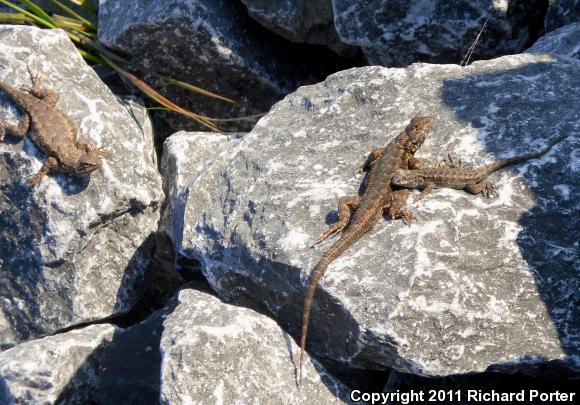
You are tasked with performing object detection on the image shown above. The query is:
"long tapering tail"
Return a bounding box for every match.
[485,134,568,175]
[298,231,361,384]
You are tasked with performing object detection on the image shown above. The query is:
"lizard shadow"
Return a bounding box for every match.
[439,56,578,372]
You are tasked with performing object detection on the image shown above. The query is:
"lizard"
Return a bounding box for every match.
[391,134,568,201]
[0,74,110,187]
[299,116,436,384]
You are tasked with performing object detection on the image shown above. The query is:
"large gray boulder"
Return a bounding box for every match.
[241,0,356,56]
[98,0,331,133]
[0,324,118,404]
[160,289,351,403]
[161,51,579,377]
[527,22,580,59]
[332,0,546,66]
[0,26,163,346]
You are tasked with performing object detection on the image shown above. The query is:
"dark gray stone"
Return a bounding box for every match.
[527,22,580,58]
[164,52,579,376]
[332,0,546,66]
[98,0,332,132]
[0,324,118,404]
[241,0,356,56]
[546,0,580,33]
[160,289,352,403]
[0,26,163,346]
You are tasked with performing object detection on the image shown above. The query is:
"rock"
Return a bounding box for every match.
[0,26,163,346]
[0,324,118,404]
[545,0,580,33]
[98,0,338,133]
[168,52,579,377]
[527,22,580,59]
[240,0,356,56]
[332,0,546,66]
[160,289,351,403]
[159,131,242,273]
[95,303,176,404]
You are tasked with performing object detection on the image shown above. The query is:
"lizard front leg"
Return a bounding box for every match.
[354,147,385,176]
[312,196,360,246]
[386,189,415,223]
[76,137,112,159]
[413,183,437,203]
[27,156,59,187]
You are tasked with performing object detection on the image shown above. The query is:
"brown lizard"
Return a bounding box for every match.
[0,75,110,187]
[391,134,568,201]
[299,116,436,383]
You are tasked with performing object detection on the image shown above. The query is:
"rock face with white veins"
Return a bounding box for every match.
[163,53,579,376]
[0,324,118,404]
[332,0,547,66]
[160,289,352,404]
[0,26,163,346]
[98,0,339,133]
[240,0,357,56]
[527,22,580,59]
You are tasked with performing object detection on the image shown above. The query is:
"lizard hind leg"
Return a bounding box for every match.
[312,196,360,246]
[0,113,30,141]
[465,180,498,198]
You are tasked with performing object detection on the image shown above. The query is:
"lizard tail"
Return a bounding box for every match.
[298,232,361,385]
[486,134,568,173]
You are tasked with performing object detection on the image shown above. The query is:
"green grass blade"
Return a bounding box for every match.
[17,0,55,24]
[64,0,96,14]
[0,0,57,28]
[50,0,95,29]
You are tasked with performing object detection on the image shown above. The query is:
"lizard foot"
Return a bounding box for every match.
[27,173,43,187]
[311,224,344,247]
[96,147,112,159]
[482,183,499,198]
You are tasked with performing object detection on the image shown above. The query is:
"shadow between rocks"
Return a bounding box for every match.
[440,57,578,374]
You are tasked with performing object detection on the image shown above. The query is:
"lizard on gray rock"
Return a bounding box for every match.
[391,134,568,201]
[0,75,110,187]
[299,116,436,383]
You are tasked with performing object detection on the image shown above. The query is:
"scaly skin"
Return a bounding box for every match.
[0,77,110,186]
[299,116,435,383]
[391,134,568,200]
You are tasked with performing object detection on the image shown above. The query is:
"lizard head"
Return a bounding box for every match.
[74,152,103,176]
[402,116,435,153]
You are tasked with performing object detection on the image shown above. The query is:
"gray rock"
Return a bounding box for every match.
[332,0,545,66]
[0,324,118,404]
[98,0,327,132]
[241,0,356,56]
[160,132,242,272]
[0,26,163,346]
[545,0,580,33]
[527,22,580,58]
[167,53,579,377]
[160,289,351,403]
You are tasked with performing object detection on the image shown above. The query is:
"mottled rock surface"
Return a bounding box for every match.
[0,26,162,346]
[332,0,546,66]
[98,0,334,132]
[545,0,580,33]
[527,22,580,58]
[167,52,579,377]
[0,324,118,404]
[160,289,351,404]
[159,132,241,272]
[241,0,356,56]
